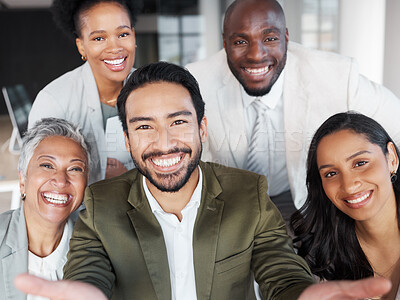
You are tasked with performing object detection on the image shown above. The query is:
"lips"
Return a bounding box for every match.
[243,66,270,75]
[103,56,127,71]
[343,190,372,208]
[42,192,71,206]
[104,57,125,65]
[152,155,182,168]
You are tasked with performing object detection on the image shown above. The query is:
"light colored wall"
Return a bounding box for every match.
[383,0,400,98]
[338,0,386,84]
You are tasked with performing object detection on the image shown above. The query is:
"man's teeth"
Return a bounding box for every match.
[152,156,181,167]
[346,192,371,204]
[244,66,270,75]
[104,58,125,65]
[43,192,69,204]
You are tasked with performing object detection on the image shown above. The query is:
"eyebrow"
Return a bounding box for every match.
[262,28,281,34]
[37,155,86,164]
[89,25,131,37]
[318,150,372,171]
[129,111,192,123]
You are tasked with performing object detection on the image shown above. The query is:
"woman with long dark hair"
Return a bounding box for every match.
[292,111,400,299]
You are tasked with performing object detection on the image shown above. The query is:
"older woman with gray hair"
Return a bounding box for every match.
[0,118,90,300]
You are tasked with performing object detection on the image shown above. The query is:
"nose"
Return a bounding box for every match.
[340,171,361,194]
[246,41,267,62]
[51,170,69,188]
[106,37,123,54]
[153,127,177,152]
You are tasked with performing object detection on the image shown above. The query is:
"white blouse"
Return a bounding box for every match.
[27,219,72,300]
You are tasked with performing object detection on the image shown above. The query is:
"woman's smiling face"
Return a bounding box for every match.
[317,129,398,223]
[20,136,88,226]
[75,2,136,86]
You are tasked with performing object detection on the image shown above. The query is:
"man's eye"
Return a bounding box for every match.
[234,40,247,45]
[265,37,278,42]
[172,120,186,126]
[137,125,151,130]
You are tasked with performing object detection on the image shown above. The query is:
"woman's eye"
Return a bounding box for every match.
[355,161,368,167]
[325,171,336,178]
[70,167,84,172]
[40,163,53,169]
[119,32,129,38]
[94,37,104,41]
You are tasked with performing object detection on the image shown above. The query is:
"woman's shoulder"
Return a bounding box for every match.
[0,207,23,243]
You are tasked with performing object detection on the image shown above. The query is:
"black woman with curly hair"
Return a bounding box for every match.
[29,0,142,183]
[292,112,400,300]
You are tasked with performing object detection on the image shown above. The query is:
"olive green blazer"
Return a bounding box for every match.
[64,161,314,299]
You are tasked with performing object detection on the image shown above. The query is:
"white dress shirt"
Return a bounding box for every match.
[242,70,290,196]
[27,219,72,300]
[144,168,203,300]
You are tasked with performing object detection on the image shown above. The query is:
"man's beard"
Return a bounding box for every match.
[130,144,202,193]
[228,51,287,97]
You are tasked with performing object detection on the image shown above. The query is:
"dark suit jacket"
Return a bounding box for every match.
[64,162,314,299]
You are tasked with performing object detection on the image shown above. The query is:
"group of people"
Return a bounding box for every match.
[1,0,400,299]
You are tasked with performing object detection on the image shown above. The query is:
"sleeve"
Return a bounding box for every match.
[28,89,67,129]
[347,58,400,145]
[252,176,315,299]
[63,186,115,299]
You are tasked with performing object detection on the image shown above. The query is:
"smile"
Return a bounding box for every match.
[151,155,182,167]
[42,192,70,205]
[104,57,126,66]
[244,66,270,75]
[344,191,372,204]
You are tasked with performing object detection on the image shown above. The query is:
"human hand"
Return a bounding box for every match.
[105,158,128,179]
[14,273,107,300]
[298,277,391,300]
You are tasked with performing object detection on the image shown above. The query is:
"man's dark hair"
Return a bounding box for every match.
[117,61,205,135]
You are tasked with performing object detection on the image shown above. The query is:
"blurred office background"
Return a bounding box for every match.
[0,0,399,211]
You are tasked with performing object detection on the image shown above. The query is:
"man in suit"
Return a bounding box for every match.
[14,62,393,300]
[186,0,400,217]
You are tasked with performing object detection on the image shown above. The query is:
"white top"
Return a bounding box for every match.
[144,168,203,300]
[27,219,72,300]
[241,70,289,196]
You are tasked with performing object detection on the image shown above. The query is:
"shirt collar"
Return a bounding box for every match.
[144,167,203,214]
[242,69,285,110]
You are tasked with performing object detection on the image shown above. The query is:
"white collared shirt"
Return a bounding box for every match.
[241,70,290,196]
[27,219,72,300]
[144,167,203,300]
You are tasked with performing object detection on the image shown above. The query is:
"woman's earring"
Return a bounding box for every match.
[391,172,398,183]
[21,193,26,201]
[81,55,87,61]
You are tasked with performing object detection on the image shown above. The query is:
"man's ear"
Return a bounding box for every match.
[285,28,289,45]
[124,131,131,153]
[200,116,207,143]
[76,38,85,57]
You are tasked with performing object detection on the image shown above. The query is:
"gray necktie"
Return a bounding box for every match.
[246,98,269,176]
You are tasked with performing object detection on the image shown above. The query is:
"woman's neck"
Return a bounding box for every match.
[25,216,66,258]
[94,75,123,107]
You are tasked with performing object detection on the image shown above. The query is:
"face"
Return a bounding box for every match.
[19,136,88,226]
[75,2,136,86]
[317,129,399,223]
[223,0,288,96]
[124,82,207,192]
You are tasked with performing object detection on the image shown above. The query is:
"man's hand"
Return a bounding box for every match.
[299,277,391,300]
[14,274,107,300]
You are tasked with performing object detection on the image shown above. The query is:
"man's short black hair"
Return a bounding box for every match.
[117,62,205,135]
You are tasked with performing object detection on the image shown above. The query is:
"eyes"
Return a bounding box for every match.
[92,31,131,42]
[322,160,369,178]
[232,36,280,46]
[135,120,188,131]
[39,163,85,174]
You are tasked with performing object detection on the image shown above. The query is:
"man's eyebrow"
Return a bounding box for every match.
[318,150,372,171]
[128,116,154,123]
[262,27,281,34]
[167,111,192,119]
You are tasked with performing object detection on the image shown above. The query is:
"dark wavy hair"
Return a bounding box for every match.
[51,0,142,39]
[291,111,400,280]
[117,61,205,135]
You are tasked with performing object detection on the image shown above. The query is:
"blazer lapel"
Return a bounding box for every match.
[216,71,249,169]
[193,162,224,299]
[126,176,171,300]
[283,42,312,207]
[2,205,28,300]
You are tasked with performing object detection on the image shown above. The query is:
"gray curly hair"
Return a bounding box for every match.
[18,118,91,176]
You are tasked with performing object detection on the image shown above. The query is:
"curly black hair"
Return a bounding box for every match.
[51,0,142,40]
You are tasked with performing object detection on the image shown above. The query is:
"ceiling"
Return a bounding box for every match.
[1,0,52,8]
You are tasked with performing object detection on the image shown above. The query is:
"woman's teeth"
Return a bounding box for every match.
[345,191,371,204]
[104,58,125,65]
[43,192,69,204]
